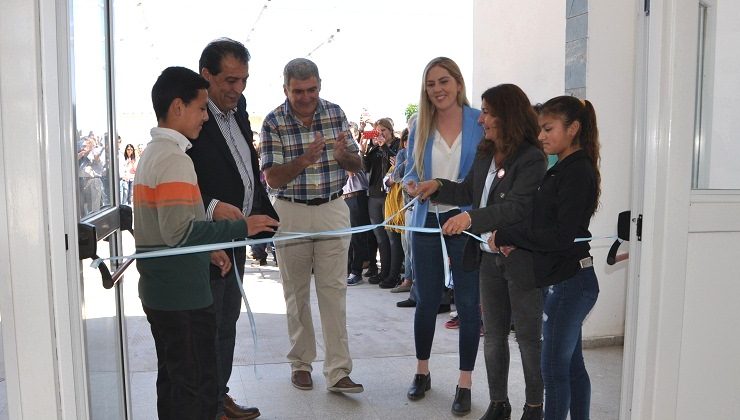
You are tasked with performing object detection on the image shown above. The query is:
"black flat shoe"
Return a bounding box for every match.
[479,399,512,420]
[520,404,543,420]
[407,373,431,400]
[452,386,471,416]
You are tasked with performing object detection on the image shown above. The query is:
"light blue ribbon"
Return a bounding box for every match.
[92,195,616,376]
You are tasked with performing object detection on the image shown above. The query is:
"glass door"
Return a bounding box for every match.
[72,0,130,418]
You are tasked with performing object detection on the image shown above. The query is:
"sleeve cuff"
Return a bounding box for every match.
[206,199,219,221]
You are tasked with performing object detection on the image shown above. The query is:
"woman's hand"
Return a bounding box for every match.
[487,230,500,252]
[500,246,516,257]
[487,230,517,257]
[442,212,472,235]
[360,137,370,154]
[405,179,439,201]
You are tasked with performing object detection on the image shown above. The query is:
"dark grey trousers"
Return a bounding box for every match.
[480,251,544,404]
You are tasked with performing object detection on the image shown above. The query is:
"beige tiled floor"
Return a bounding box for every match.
[125,258,623,420]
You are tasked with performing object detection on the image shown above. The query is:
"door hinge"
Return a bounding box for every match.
[634,214,643,241]
[65,233,69,250]
[644,0,650,16]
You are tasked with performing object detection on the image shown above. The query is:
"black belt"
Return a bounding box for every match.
[276,191,343,206]
[342,191,364,200]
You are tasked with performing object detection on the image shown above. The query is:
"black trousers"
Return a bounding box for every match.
[144,304,218,420]
[345,193,372,275]
[210,246,247,415]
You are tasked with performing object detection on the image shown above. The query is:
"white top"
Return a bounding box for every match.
[479,157,499,253]
[429,130,462,213]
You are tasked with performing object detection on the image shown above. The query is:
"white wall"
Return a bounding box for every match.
[581,2,636,340]
[472,0,565,105]
[473,1,634,340]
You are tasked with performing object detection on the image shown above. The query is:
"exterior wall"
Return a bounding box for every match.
[580,0,636,340]
[472,0,565,105]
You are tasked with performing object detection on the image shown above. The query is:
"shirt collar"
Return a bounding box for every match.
[282,98,324,123]
[150,127,192,152]
[208,98,235,119]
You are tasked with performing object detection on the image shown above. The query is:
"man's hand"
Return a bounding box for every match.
[405,180,439,201]
[300,132,326,166]
[442,212,472,235]
[213,201,243,221]
[210,250,232,277]
[264,133,326,189]
[246,214,280,236]
[333,131,351,161]
[333,131,362,172]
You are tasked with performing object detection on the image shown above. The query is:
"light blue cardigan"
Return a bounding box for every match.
[403,105,483,228]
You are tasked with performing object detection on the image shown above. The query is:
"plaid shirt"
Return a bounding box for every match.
[260,98,359,200]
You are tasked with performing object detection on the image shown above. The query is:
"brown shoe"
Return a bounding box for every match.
[223,394,260,419]
[327,376,364,393]
[291,370,313,390]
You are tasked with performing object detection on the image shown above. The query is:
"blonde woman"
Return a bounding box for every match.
[404,57,483,416]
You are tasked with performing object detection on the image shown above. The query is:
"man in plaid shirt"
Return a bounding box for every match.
[260,58,364,394]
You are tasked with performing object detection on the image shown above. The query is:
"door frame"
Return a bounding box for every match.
[619,0,739,418]
[0,0,89,417]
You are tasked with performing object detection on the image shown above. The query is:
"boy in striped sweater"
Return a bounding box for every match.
[134,66,277,420]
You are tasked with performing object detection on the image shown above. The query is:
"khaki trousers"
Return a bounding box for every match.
[273,197,352,386]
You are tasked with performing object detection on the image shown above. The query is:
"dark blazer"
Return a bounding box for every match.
[187,95,278,239]
[495,149,596,287]
[434,141,546,270]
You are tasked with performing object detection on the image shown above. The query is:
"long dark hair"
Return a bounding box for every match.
[124,143,136,160]
[538,95,601,214]
[477,84,541,164]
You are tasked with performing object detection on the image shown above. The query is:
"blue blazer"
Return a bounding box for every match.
[403,105,483,228]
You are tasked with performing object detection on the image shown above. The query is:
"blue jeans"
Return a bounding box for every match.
[412,210,480,371]
[542,266,599,420]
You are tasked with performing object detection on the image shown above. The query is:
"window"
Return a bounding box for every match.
[692,1,740,190]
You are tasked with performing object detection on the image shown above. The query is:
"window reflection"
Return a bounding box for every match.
[77,131,110,215]
[74,0,113,217]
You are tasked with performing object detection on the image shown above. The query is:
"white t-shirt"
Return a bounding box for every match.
[479,157,499,253]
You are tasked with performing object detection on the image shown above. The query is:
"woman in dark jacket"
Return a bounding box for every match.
[491,95,601,420]
[361,117,399,286]
[409,84,547,420]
